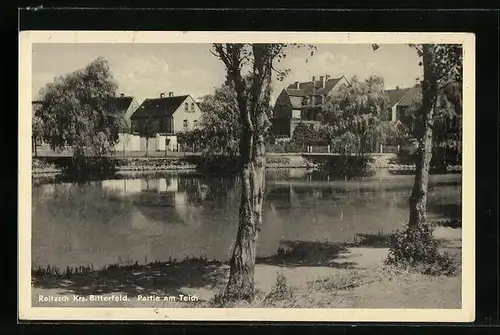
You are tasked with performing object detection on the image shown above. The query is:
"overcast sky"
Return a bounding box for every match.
[32,43,422,104]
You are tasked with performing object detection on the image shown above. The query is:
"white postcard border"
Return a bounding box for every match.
[19,31,475,322]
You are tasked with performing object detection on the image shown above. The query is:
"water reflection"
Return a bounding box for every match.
[32,171,462,269]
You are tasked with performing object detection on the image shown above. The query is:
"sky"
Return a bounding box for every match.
[32,43,423,104]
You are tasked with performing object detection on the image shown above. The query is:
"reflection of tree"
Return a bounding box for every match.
[181,175,240,207]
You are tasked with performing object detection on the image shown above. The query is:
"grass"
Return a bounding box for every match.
[204,260,461,308]
[32,225,461,308]
[32,255,221,280]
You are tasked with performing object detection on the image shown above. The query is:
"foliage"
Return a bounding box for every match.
[263,273,293,302]
[211,43,316,301]
[135,112,158,156]
[36,57,121,163]
[386,222,459,276]
[321,154,374,179]
[32,115,44,143]
[292,123,322,146]
[322,75,390,155]
[32,113,44,156]
[197,84,242,156]
[177,128,205,152]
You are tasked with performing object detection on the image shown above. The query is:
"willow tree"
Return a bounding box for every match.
[198,84,242,156]
[322,75,390,155]
[36,57,121,167]
[211,43,311,300]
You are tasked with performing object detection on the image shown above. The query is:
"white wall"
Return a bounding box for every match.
[113,133,142,152]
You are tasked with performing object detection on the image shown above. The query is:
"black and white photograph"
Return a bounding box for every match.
[18,31,475,322]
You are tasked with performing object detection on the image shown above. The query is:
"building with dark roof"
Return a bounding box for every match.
[272,75,350,138]
[130,92,202,135]
[112,94,140,132]
[385,85,422,122]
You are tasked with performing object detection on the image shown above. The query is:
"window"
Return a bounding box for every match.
[191,103,195,110]
[183,119,189,129]
[184,102,188,111]
[193,120,198,128]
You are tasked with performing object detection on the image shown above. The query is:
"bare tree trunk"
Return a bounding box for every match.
[224,131,266,299]
[224,45,271,300]
[408,44,437,227]
[145,138,148,157]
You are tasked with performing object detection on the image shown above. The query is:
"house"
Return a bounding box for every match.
[130,92,203,151]
[112,93,140,133]
[272,75,350,139]
[385,85,422,122]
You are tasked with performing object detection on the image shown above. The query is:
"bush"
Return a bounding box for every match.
[386,222,458,276]
[321,155,374,178]
[264,273,293,302]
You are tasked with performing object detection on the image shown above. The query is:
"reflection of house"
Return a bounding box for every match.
[130,92,203,152]
[385,85,421,122]
[102,179,142,195]
[272,75,350,138]
[126,176,200,225]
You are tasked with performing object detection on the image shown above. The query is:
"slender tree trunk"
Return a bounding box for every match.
[224,45,271,300]
[408,44,437,227]
[224,129,266,300]
[145,138,148,157]
[33,136,38,157]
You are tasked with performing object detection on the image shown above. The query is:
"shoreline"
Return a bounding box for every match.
[31,226,462,308]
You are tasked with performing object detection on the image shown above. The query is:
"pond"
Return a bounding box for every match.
[31,169,462,269]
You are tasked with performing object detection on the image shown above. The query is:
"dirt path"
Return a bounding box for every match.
[31,227,462,309]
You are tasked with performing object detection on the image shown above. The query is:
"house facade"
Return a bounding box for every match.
[272,75,350,139]
[130,92,202,151]
[385,85,421,123]
[111,94,141,152]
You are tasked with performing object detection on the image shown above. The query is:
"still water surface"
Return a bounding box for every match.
[32,169,461,269]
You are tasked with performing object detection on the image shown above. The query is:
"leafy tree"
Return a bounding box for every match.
[197,84,241,156]
[211,43,314,301]
[373,43,463,229]
[322,75,390,155]
[177,128,205,152]
[136,112,157,157]
[292,122,320,146]
[32,114,44,158]
[36,57,121,165]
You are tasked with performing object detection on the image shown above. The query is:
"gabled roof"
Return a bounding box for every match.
[131,95,189,119]
[398,86,422,107]
[385,86,422,107]
[385,88,412,106]
[285,76,347,97]
[111,96,134,114]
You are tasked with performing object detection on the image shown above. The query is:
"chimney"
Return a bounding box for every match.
[120,93,125,97]
[320,76,325,88]
[168,92,174,97]
[294,81,299,89]
[160,92,165,98]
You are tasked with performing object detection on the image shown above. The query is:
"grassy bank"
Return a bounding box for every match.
[32,225,461,308]
[32,155,314,179]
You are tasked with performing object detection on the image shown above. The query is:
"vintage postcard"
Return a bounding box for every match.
[19,31,475,322]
